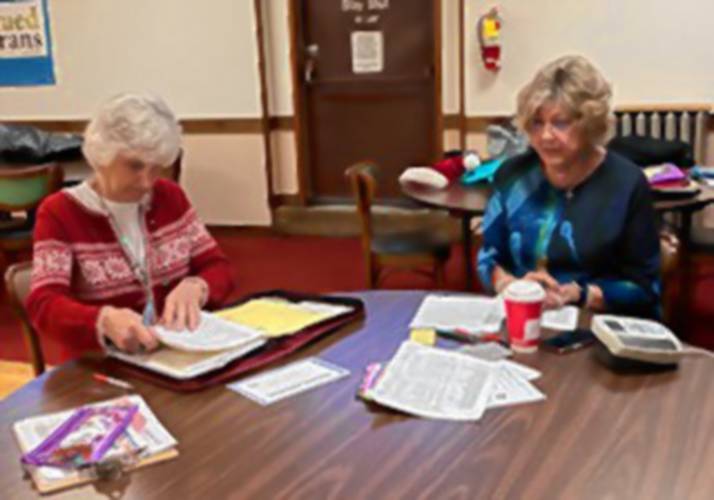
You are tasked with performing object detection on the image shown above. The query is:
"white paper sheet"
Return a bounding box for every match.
[410,294,505,334]
[155,312,266,352]
[459,342,513,361]
[228,358,350,406]
[367,341,495,421]
[487,364,546,409]
[498,359,541,381]
[541,306,579,331]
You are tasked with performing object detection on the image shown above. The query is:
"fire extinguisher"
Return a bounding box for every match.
[478,7,502,72]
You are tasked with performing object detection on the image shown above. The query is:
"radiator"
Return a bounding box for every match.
[613,106,710,164]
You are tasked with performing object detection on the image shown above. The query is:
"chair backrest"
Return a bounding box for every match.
[345,162,378,254]
[659,229,680,325]
[4,261,45,376]
[0,163,62,212]
[159,149,183,183]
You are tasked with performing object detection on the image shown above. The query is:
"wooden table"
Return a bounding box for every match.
[402,181,491,290]
[1,291,712,499]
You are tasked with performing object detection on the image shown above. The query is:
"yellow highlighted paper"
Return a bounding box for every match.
[410,328,437,346]
[217,298,330,337]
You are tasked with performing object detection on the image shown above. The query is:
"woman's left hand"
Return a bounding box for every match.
[161,277,208,331]
[557,282,582,306]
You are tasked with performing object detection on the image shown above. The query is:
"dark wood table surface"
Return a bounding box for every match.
[1,291,713,499]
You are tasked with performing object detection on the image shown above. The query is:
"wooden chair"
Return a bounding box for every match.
[5,261,45,377]
[345,162,452,288]
[159,149,183,183]
[659,229,680,327]
[0,163,63,263]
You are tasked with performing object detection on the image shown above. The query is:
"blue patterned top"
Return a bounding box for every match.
[477,149,661,318]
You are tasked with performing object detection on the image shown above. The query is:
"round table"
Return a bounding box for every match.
[401,181,491,290]
[1,290,712,499]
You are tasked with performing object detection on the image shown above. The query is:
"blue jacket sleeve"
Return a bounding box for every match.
[477,189,512,292]
[591,175,661,317]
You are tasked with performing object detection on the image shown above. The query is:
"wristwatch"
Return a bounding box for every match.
[575,279,589,307]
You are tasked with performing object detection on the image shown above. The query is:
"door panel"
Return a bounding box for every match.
[296,0,439,201]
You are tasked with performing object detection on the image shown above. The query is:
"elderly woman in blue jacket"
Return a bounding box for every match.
[477,55,660,318]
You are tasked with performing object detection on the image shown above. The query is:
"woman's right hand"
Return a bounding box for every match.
[522,270,565,309]
[98,306,159,353]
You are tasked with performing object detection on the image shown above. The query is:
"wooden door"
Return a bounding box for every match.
[292,0,441,203]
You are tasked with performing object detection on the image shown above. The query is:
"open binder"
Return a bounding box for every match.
[106,290,364,392]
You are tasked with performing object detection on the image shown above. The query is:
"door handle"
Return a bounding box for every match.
[304,44,319,83]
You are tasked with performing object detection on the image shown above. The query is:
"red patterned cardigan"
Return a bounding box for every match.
[26,179,235,361]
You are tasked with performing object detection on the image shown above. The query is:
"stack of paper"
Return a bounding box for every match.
[13,395,177,494]
[359,341,545,421]
[410,294,505,334]
[108,298,352,380]
[217,298,351,338]
[154,312,266,352]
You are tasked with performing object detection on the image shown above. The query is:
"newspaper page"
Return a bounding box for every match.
[14,395,176,483]
[228,358,350,406]
[154,312,266,352]
[410,294,505,333]
[368,341,495,421]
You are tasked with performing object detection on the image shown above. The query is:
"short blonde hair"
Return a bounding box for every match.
[83,93,182,169]
[516,55,613,147]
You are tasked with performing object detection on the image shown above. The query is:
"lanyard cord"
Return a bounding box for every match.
[95,187,156,310]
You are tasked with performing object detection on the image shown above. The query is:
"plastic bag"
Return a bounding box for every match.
[0,124,83,165]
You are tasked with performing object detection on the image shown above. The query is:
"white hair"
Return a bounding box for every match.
[82,93,182,169]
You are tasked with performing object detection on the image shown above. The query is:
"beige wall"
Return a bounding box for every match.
[466,0,714,116]
[182,134,271,226]
[0,0,270,226]
[4,1,714,226]
[0,0,262,118]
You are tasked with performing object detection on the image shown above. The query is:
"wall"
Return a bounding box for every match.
[0,0,271,226]
[3,1,714,226]
[466,0,714,116]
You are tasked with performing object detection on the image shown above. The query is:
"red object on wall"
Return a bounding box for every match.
[478,7,502,72]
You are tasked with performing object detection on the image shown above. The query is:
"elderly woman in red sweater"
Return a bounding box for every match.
[27,93,234,360]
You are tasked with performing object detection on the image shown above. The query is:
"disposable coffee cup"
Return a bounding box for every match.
[503,280,546,353]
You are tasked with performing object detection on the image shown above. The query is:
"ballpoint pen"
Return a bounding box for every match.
[93,373,134,390]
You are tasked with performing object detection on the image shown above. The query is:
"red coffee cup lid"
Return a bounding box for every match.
[503,280,545,303]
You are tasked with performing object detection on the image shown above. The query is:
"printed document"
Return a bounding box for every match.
[410,294,505,333]
[541,306,579,331]
[487,363,546,409]
[368,341,495,421]
[459,342,512,361]
[155,312,266,352]
[228,358,350,405]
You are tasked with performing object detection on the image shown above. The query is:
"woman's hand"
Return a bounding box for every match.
[99,306,158,352]
[522,270,565,309]
[161,277,208,331]
[557,282,582,306]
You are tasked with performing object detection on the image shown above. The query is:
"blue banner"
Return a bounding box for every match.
[0,0,55,86]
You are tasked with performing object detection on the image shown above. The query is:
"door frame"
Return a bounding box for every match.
[288,0,444,205]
